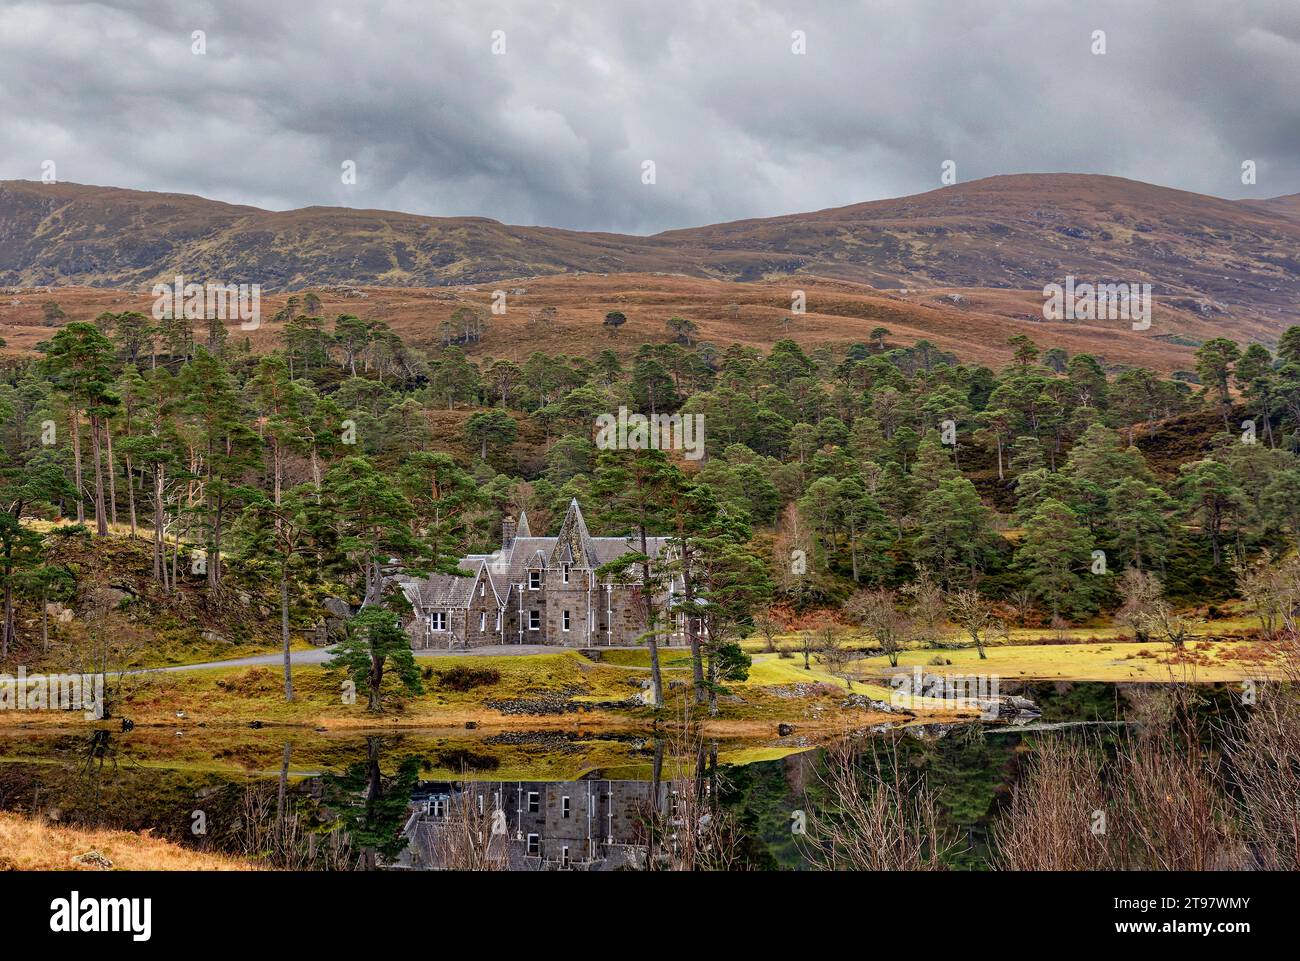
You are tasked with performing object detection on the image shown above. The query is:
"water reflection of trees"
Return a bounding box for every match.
[229,737,417,870]
[320,737,420,870]
[996,650,1300,871]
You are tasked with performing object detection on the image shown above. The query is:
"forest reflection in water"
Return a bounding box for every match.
[0,678,1294,870]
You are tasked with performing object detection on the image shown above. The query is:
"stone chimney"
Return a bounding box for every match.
[502,515,517,551]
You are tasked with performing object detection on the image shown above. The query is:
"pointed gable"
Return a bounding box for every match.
[470,559,503,607]
[549,498,600,569]
[515,510,532,538]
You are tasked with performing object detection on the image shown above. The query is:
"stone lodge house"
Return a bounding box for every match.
[397,499,692,648]
[398,778,667,870]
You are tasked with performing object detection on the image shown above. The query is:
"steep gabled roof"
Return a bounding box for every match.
[409,502,678,608]
[480,537,552,593]
[549,498,600,568]
[404,573,475,610]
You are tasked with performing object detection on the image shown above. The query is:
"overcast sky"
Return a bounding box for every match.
[1,0,1297,233]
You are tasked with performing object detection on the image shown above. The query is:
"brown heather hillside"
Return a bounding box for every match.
[1243,191,1300,223]
[0,272,1222,374]
[0,812,260,870]
[1,173,1298,340]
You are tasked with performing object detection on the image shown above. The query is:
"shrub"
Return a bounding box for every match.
[436,666,501,692]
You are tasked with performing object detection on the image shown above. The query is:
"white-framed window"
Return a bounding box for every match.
[430,797,447,818]
[430,611,447,632]
[480,582,485,598]
[562,564,570,584]
[479,611,487,631]
[527,791,540,813]
[561,845,570,866]
[527,833,540,857]
[529,571,541,590]
[529,610,540,631]
[562,610,570,632]
[561,796,570,819]
[495,611,501,630]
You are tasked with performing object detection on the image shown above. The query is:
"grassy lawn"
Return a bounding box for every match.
[593,648,694,670]
[0,651,647,730]
[854,637,1284,682]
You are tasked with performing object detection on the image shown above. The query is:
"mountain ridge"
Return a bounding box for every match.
[3,174,1300,334]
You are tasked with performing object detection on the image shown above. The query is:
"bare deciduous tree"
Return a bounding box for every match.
[802,739,956,870]
[753,609,782,653]
[845,588,916,667]
[946,588,999,660]
[995,734,1111,870]
[901,564,945,643]
[813,620,856,690]
[1223,639,1300,870]
[1117,566,1163,642]
[425,788,510,871]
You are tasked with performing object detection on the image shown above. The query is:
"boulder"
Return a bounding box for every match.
[322,596,352,619]
[71,850,113,870]
[86,587,131,611]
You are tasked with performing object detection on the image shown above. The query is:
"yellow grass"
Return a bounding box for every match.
[0,812,260,870]
[856,638,1283,683]
[0,651,645,730]
[740,652,964,713]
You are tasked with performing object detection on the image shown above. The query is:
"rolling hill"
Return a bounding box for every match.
[2,174,1298,367]
[2,175,1298,317]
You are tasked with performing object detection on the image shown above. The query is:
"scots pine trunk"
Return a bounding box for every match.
[105,427,118,528]
[90,415,107,536]
[70,407,85,525]
[281,569,294,701]
[640,522,663,707]
[368,650,384,712]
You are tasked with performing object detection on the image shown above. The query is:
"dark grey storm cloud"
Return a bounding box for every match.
[1,0,1298,232]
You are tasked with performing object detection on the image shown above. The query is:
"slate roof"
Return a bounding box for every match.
[401,573,475,609]
[405,500,674,610]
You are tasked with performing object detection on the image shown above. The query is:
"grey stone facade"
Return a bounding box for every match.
[399,499,691,648]
[400,778,667,870]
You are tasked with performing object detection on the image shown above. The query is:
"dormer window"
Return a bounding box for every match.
[529,571,541,590]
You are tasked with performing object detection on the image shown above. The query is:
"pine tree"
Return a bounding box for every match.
[328,608,423,712]
[39,323,119,533]
[591,448,680,707]
[1016,498,1094,619]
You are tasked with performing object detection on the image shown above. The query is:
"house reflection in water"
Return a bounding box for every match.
[397,778,671,871]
